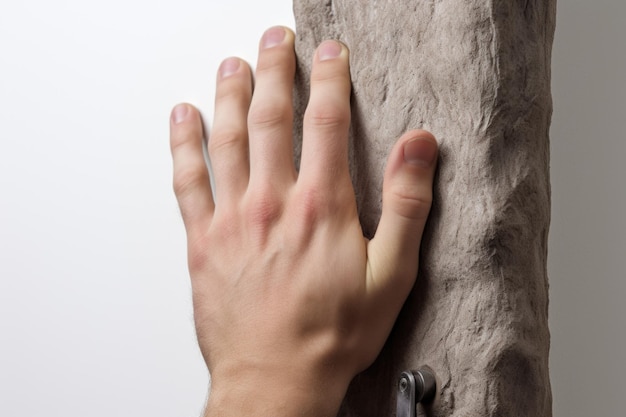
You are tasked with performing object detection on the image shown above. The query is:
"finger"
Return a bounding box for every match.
[367,130,438,295]
[299,40,352,189]
[247,26,297,188]
[170,103,214,233]
[209,57,253,204]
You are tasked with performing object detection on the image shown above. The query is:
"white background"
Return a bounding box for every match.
[0,1,623,416]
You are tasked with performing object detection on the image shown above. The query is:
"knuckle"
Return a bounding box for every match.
[292,186,338,225]
[215,81,248,103]
[170,128,195,151]
[210,210,239,241]
[248,101,292,130]
[173,167,207,198]
[311,66,349,84]
[389,184,433,221]
[296,187,323,223]
[208,130,242,156]
[187,234,210,273]
[305,102,349,129]
[256,52,293,75]
[243,189,283,232]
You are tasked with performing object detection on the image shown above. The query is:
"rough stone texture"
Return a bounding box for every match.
[293,1,555,416]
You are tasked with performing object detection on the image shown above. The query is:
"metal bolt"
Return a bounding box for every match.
[414,367,436,404]
[399,376,409,393]
[397,367,437,417]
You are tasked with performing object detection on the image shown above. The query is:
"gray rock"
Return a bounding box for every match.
[292,1,555,416]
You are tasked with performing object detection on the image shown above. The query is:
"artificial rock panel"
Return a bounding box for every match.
[293,1,555,416]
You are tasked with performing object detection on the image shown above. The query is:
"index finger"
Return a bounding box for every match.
[298,40,352,190]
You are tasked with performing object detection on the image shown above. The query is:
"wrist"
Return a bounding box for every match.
[204,364,351,417]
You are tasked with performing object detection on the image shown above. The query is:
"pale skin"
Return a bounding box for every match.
[169,26,438,417]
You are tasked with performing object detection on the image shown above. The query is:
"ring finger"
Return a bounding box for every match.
[209,57,253,205]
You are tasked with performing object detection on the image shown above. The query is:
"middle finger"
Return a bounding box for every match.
[247,26,297,189]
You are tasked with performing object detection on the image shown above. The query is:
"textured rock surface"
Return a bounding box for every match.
[293,1,555,416]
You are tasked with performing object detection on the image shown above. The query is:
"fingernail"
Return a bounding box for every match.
[219,57,241,79]
[172,103,189,124]
[318,40,343,61]
[262,27,286,49]
[403,138,438,167]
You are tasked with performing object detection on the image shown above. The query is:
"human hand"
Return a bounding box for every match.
[169,26,438,417]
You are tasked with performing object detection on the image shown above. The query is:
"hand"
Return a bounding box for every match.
[169,26,438,417]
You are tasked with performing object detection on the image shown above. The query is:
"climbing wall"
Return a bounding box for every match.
[292,1,556,416]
